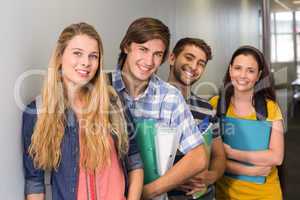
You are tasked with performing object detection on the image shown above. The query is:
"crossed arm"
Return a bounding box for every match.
[224,120,284,176]
[142,144,208,199]
[178,137,226,195]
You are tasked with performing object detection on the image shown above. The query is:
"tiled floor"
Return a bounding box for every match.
[285,107,300,200]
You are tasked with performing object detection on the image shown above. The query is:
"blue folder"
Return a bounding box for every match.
[221,117,272,184]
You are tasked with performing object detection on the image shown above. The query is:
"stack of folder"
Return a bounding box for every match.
[135,119,180,200]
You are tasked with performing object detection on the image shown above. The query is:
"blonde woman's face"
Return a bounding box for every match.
[61,34,100,89]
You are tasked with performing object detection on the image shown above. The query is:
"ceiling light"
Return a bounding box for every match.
[275,0,291,10]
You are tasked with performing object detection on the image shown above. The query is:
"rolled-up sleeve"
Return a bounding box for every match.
[126,136,143,171]
[22,102,45,195]
[170,93,204,154]
[125,109,143,172]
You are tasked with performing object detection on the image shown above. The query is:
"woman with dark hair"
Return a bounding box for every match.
[210,46,284,200]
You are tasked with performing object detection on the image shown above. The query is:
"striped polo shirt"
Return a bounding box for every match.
[187,92,220,139]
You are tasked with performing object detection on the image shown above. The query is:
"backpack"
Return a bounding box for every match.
[216,93,268,120]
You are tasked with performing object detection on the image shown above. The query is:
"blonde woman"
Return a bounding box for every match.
[22,22,143,200]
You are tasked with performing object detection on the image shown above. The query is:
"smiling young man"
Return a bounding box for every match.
[111,18,208,199]
[168,38,225,200]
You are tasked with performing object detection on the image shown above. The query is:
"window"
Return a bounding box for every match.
[296,12,300,78]
[271,12,294,63]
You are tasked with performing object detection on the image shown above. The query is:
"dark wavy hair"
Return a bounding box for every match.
[218,45,276,117]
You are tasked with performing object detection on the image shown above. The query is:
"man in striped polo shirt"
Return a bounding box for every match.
[168,38,225,200]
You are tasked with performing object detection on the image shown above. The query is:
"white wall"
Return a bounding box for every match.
[163,0,261,98]
[0,0,261,199]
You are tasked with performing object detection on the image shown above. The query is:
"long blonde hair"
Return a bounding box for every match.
[29,22,128,170]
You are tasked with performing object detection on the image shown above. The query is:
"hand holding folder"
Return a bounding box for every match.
[192,118,213,199]
[222,117,272,184]
[135,119,180,200]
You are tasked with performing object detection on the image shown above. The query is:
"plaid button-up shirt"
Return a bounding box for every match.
[112,67,203,154]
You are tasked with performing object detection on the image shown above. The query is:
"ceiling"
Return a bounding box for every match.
[271,0,300,12]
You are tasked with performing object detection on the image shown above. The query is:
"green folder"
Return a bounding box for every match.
[202,125,213,156]
[192,123,213,199]
[135,119,160,184]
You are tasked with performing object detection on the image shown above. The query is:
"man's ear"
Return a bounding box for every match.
[169,53,176,66]
[124,44,130,54]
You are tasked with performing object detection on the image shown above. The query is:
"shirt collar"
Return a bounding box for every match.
[112,65,126,93]
[66,108,77,128]
[112,65,157,97]
[147,75,157,96]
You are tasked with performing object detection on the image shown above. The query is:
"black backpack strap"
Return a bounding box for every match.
[216,92,268,121]
[107,72,136,138]
[106,72,138,196]
[215,94,226,138]
[254,94,268,120]
[107,71,113,85]
[216,90,227,118]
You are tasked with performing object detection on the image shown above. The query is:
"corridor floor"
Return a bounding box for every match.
[285,109,300,199]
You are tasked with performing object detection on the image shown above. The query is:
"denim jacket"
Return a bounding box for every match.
[22,92,143,200]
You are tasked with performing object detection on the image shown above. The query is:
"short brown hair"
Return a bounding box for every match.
[118,17,170,67]
[172,37,212,63]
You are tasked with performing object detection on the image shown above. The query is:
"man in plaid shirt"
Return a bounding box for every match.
[112,17,208,199]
